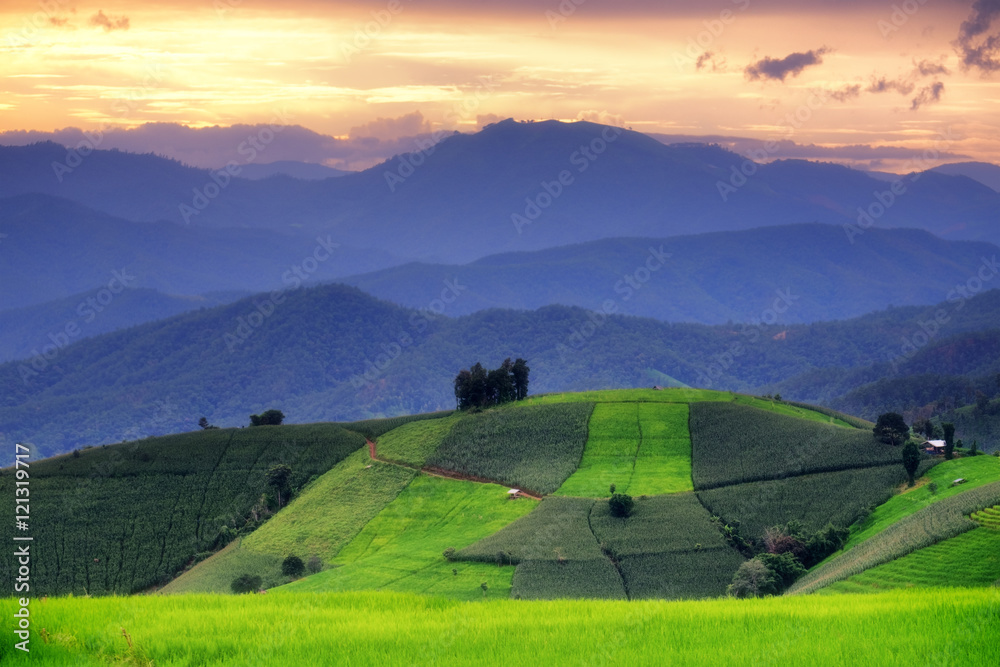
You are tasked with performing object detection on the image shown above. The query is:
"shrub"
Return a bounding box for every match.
[281,555,305,578]
[306,555,323,574]
[756,552,805,591]
[231,574,262,594]
[727,559,778,598]
[443,547,456,561]
[608,493,634,518]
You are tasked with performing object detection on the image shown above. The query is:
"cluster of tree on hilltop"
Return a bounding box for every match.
[454,358,529,410]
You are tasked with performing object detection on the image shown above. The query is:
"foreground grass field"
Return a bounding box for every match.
[2,589,996,665]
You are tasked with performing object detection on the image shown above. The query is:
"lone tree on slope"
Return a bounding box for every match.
[874,413,909,446]
[266,464,293,509]
[902,442,921,487]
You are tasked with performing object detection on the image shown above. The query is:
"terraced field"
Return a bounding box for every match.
[280,474,537,600]
[820,527,1000,593]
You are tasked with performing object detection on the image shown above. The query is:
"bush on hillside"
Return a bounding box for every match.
[281,555,305,578]
[608,493,634,518]
[231,574,262,594]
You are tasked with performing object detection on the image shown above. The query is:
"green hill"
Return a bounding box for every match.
[11,387,1000,605]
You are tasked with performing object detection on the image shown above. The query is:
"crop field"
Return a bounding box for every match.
[554,403,641,496]
[690,402,895,490]
[280,474,536,600]
[340,411,455,440]
[834,456,1000,555]
[523,388,733,404]
[158,538,288,594]
[554,402,692,497]
[374,414,460,467]
[783,401,874,429]
[697,465,914,539]
[511,559,627,600]
[0,424,364,595]
[3,589,996,666]
[457,496,626,599]
[458,496,604,562]
[590,493,744,599]
[730,394,854,427]
[821,527,1000,593]
[425,402,593,494]
[790,480,1000,594]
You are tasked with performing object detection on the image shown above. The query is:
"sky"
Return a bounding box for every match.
[2,0,1000,171]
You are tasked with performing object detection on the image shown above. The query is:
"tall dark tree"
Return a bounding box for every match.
[512,358,530,400]
[467,363,489,408]
[266,463,292,509]
[454,369,473,410]
[873,412,909,446]
[902,442,921,487]
[943,422,956,460]
[250,409,285,427]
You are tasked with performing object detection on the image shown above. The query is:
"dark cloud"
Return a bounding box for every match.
[48,16,69,27]
[867,77,915,95]
[89,10,130,32]
[914,59,950,76]
[911,81,945,109]
[955,0,1000,73]
[695,51,727,72]
[829,84,862,102]
[745,48,830,82]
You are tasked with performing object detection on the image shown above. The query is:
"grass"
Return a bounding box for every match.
[820,527,1000,593]
[0,423,364,596]
[554,402,693,497]
[425,402,593,495]
[523,388,733,404]
[340,411,455,440]
[278,474,537,600]
[789,480,1000,594]
[3,589,997,665]
[162,449,417,593]
[838,456,1000,553]
[373,414,461,467]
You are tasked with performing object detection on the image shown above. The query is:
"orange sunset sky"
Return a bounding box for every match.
[2,0,999,171]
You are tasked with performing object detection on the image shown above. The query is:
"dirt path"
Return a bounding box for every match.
[366,438,543,499]
[419,466,543,499]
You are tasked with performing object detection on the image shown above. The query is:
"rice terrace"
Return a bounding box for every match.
[3,388,998,665]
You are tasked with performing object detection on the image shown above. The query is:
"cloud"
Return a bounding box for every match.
[744,48,830,82]
[575,110,624,126]
[48,16,69,27]
[0,119,453,171]
[955,0,1000,73]
[829,84,861,102]
[348,111,432,141]
[89,10,130,32]
[695,51,727,72]
[914,59,950,77]
[476,114,504,129]
[867,77,915,95]
[911,81,945,109]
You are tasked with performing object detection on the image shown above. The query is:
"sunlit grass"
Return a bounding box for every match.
[3,588,996,665]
